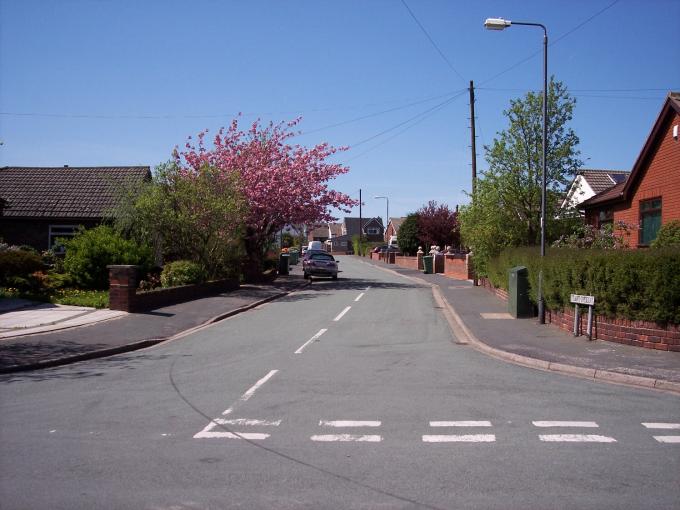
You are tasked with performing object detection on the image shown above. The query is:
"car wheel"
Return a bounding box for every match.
[303,272,309,279]
[332,274,338,280]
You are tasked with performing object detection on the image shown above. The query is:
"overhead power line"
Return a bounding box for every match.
[479,0,622,87]
[399,0,466,84]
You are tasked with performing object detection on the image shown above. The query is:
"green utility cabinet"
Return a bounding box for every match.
[422,255,434,274]
[279,253,290,275]
[508,266,532,318]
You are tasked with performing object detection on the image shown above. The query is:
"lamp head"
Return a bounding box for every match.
[484,18,511,30]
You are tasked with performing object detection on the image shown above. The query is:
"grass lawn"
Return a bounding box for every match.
[0,287,109,309]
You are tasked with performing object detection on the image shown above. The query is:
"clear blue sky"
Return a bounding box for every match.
[1,0,678,224]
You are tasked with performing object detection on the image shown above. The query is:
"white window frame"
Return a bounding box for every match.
[366,227,380,235]
[48,225,79,252]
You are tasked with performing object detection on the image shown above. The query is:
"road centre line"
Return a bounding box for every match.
[642,423,680,429]
[354,292,365,302]
[333,306,351,322]
[653,436,680,443]
[539,434,616,443]
[532,421,599,428]
[294,329,327,354]
[430,421,492,427]
[194,430,270,440]
[423,434,496,443]
[311,434,382,442]
[320,420,381,427]
[222,369,278,415]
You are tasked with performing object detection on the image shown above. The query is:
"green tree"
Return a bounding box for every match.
[459,78,583,275]
[397,213,420,255]
[112,162,247,279]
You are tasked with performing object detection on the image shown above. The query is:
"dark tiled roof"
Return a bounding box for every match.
[581,181,626,206]
[579,169,630,194]
[343,217,383,236]
[0,166,151,218]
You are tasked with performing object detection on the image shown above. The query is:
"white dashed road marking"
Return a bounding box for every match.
[642,423,680,429]
[430,421,492,427]
[333,306,351,322]
[294,329,327,354]
[423,434,496,443]
[320,420,381,427]
[532,421,599,428]
[311,434,382,442]
[652,436,680,444]
[354,292,365,302]
[538,434,617,443]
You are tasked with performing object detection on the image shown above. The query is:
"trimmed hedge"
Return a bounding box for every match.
[487,247,680,324]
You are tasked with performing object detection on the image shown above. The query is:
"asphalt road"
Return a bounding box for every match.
[1,256,679,509]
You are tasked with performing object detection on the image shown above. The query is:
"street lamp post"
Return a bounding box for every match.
[484,17,548,324]
[374,196,389,240]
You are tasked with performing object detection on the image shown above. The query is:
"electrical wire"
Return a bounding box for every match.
[399,0,466,84]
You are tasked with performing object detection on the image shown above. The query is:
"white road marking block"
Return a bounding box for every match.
[430,421,492,427]
[653,436,680,443]
[320,420,381,427]
[479,313,514,319]
[422,434,496,443]
[194,427,270,440]
[294,329,327,354]
[354,292,365,302]
[539,434,616,443]
[333,306,351,321]
[216,418,281,426]
[532,421,599,428]
[311,434,382,442]
[642,423,680,429]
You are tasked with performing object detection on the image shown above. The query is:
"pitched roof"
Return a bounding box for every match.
[387,217,406,233]
[0,166,151,218]
[343,217,384,236]
[578,169,630,194]
[582,91,680,209]
[329,222,343,237]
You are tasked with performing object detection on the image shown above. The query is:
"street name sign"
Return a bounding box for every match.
[570,294,595,306]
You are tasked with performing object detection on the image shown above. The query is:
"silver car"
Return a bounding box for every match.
[303,251,339,280]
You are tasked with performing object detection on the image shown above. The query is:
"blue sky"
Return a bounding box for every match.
[1,0,678,224]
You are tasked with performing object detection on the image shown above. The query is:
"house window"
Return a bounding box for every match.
[598,209,613,228]
[639,197,662,246]
[366,227,380,235]
[49,225,78,252]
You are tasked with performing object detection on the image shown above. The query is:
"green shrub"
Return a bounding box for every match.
[63,226,152,290]
[160,260,205,287]
[0,250,44,285]
[488,247,680,324]
[651,220,680,248]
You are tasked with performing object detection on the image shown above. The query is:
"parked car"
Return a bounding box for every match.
[303,251,339,280]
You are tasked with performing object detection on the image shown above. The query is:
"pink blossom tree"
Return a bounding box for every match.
[175,118,357,279]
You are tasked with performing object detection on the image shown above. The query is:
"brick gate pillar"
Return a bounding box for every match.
[108,265,139,312]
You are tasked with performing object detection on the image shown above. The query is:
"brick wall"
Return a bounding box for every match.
[444,254,474,280]
[479,277,679,351]
[108,265,239,312]
[395,255,419,270]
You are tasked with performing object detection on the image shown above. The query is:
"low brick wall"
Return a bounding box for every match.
[108,265,239,313]
[395,255,419,270]
[479,277,679,351]
[444,254,474,280]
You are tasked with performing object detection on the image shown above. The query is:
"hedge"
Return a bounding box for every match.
[487,247,680,324]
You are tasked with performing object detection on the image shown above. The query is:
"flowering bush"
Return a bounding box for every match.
[551,221,631,249]
[160,260,205,288]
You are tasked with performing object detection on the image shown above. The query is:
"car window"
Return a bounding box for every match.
[310,253,334,261]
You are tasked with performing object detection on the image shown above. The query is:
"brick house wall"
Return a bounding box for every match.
[0,218,98,250]
[584,98,680,247]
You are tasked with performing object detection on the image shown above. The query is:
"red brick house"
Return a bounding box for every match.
[0,166,151,251]
[581,92,680,247]
[384,217,405,242]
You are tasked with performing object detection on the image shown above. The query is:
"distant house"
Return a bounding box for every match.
[0,166,151,251]
[561,169,630,211]
[384,217,406,242]
[325,217,384,252]
[581,92,680,247]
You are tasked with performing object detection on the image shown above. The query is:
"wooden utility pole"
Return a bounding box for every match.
[469,80,479,286]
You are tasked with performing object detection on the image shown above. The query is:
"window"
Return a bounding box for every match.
[639,198,662,246]
[598,209,613,228]
[49,225,78,252]
[366,227,380,235]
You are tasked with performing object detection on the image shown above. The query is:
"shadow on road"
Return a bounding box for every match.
[277,277,424,303]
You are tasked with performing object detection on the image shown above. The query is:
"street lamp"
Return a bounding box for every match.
[374,196,389,239]
[484,17,548,324]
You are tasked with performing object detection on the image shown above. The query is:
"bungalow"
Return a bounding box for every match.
[581,92,680,247]
[0,166,151,251]
[327,217,384,253]
[384,217,406,242]
[561,169,630,211]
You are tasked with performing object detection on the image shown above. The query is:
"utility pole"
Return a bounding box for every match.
[358,188,363,251]
[469,80,479,286]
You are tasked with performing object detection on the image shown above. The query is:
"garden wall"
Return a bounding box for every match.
[479,277,680,351]
[108,265,239,313]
